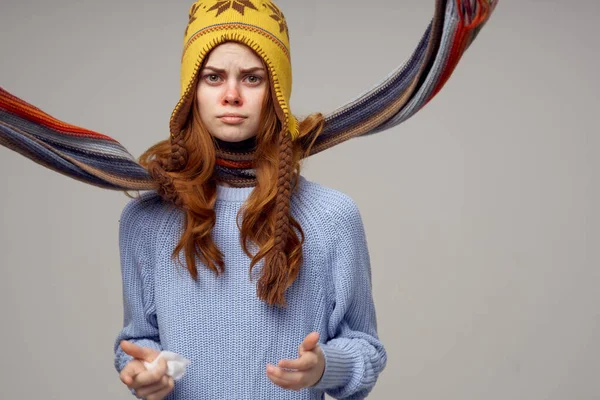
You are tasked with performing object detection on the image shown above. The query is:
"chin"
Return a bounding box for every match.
[212,130,255,143]
[225,136,252,142]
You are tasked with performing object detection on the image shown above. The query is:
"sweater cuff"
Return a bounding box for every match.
[310,343,354,390]
[115,338,163,373]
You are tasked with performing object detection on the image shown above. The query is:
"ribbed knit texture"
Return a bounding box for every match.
[113,175,387,399]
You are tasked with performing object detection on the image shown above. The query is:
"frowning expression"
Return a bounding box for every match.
[196,42,268,142]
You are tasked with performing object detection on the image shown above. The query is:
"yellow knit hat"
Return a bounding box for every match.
[169,0,299,141]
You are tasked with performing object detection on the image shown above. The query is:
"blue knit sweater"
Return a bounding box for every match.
[113,175,387,399]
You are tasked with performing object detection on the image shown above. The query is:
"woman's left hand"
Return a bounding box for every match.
[267,331,325,391]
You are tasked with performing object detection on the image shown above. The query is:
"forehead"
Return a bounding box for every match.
[204,42,264,66]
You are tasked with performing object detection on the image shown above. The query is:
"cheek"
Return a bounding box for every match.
[250,89,267,115]
[196,92,212,119]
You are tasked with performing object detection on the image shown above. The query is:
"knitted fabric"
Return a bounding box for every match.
[113,176,387,399]
[0,0,499,312]
[213,135,259,186]
[171,0,299,142]
[0,0,499,190]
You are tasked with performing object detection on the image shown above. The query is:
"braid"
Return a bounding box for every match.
[144,129,189,208]
[147,159,184,208]
[256,128,294,306]
[167,130,189,172]
[274,130,293,254]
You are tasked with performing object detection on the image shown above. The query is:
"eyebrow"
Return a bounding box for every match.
[203,66,266,73]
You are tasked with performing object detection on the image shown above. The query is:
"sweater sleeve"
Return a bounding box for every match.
[311,196,387,399]
[113,198,163,374]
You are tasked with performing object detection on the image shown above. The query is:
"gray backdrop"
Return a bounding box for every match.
[1,0,598,399]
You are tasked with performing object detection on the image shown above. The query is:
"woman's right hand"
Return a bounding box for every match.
[119,340,175,400]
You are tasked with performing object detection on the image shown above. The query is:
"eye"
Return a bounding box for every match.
[205,74,221,83]
[246,75,262,85]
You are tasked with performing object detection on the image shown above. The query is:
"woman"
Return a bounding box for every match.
[0,0,498,399]
[114,2,386,399]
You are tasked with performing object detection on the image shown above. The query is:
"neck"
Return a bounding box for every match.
[213,135,258,187]
[213,135,257,152]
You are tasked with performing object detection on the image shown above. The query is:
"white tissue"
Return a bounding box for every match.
[143,351,191,381]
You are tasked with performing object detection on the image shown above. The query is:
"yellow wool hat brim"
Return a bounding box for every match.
[169,0,299,141]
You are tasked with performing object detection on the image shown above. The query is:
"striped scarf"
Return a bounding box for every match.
[0,0,498,191]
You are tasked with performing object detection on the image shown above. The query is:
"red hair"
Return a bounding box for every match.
[138,58,323,307]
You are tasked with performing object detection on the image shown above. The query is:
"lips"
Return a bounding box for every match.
[218,112,246,118]
[218,115,246,125]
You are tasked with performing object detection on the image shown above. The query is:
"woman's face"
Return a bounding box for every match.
[196,42,268,142]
